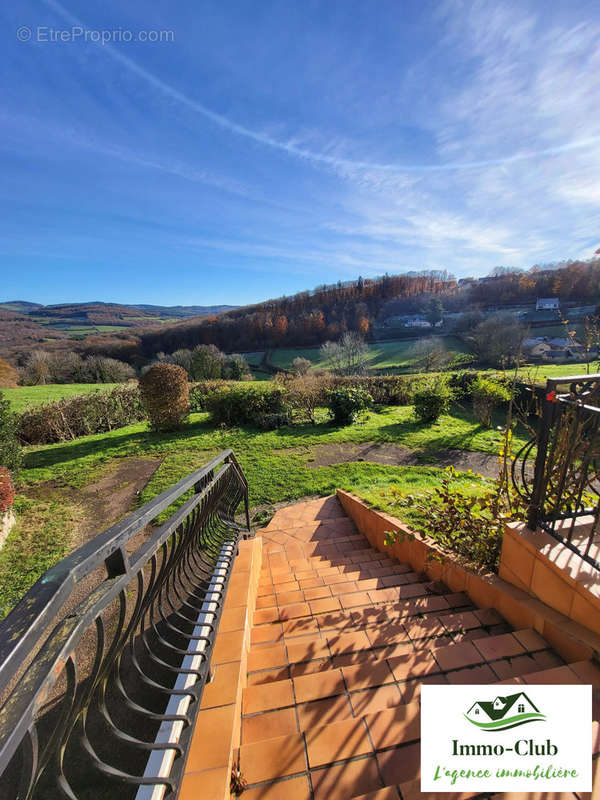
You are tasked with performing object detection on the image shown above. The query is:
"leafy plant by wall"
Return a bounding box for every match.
[385,467,504,572]
[139,364,190,432]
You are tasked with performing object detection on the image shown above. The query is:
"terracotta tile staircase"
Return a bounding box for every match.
[233,496,600,800]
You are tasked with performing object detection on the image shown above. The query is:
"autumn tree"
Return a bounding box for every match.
[274,315,288,342]
[0,359,18,388]
[357,316,370,335]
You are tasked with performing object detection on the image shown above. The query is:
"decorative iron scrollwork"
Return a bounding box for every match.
[0,450,250,799]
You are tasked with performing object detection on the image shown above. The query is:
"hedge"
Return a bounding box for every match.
[327,375,420,405]
[19,385,145,444]
[206,385,289,428]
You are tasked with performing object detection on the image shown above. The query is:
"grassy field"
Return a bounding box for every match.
[263,336,470,372]
[517,362,600,381]
[0,401,517,615]
[3,383,119,412]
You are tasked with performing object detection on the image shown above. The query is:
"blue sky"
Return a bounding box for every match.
[1,0,599,306]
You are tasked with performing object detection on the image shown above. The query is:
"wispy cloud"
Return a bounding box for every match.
[42,0,600,177]
[3,0,600,304]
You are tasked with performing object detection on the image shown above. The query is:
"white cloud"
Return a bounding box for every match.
[32,0,600,278]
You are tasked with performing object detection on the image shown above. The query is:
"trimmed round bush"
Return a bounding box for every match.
[0,467,15,513]
[413,381,452,423]
[326,387,372,426]
[139,364,190,432]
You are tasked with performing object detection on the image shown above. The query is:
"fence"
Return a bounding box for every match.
[512,375,600,569]
[0,450,250,799]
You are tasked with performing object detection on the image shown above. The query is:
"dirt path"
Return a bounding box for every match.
[70,457,163,550]
[308,442,502,478]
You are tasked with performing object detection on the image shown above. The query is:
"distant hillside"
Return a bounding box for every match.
[0,301,43,314]
[2,257,598,366]
[131,303,237,317]
[0,300,237,362]
[1,301,237,321]
[129,258,599,359]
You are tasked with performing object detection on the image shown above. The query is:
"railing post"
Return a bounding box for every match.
[527,379,554,531]
[244,487,251,532]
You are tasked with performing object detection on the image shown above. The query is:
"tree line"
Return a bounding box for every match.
[12,257,600,367]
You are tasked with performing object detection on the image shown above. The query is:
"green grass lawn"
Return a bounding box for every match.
[2,401,511,615]
[517,362,600,381]
[20,403,519,495]
[4,383,119,412]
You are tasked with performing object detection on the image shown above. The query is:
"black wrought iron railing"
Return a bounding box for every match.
[512,374,600,569]
[0,450,250,800]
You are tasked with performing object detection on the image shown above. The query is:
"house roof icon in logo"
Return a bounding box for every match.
[465,692,545,731]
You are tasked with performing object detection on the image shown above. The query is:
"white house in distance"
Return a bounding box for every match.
[536,297,560,311]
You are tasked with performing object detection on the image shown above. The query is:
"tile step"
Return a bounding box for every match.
[239,660,599,798]
[247,614,525,681]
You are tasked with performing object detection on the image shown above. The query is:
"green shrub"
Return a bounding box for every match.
[328,375,418,405]
[447,352,476,370]
[0,394,22,472]
[139,364,190,432]
[189,380,228,412]
[447,370,479,402]
[386,468,503,572]
[207,385,289,427]
[471,375,512,427]
[413,381,452,423]
[326,387,372,425]
[18,385,144,444]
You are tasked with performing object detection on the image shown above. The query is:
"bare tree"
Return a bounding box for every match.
[23,350,52,385]
[286,374,331,424]
[320,332,369,375]
[291,356,311,376]
[411,337,448,372]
